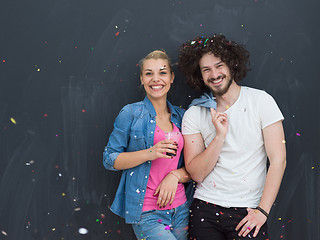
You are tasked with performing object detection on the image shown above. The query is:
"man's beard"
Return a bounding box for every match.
[206,74,233,97]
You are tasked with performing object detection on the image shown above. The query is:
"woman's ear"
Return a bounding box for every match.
[140,75,144,85]
[170,72,175,83]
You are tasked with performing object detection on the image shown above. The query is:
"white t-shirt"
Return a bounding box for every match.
[182,86,284,208]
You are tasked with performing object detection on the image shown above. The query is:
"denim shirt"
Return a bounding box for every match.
[103,96,194,224]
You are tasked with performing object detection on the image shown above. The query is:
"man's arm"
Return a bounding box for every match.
[258,120,287,214]
[236,120,286,237]
[183,109,228,183]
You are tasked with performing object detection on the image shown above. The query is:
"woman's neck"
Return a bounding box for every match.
[149,96,169,117]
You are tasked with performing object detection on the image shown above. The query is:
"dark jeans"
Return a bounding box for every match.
[188,199,269,240]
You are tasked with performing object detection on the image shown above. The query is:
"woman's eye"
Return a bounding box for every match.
[160,71,167,75]
[145,72,152,76]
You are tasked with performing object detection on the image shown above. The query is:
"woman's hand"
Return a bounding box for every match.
[148,140,177,160]
[210,108,228,138]
[154,171,179,208]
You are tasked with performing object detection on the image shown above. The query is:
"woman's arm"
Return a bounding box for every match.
[113,140,177,170]
[103,105,176,170]
[154,166,191,208]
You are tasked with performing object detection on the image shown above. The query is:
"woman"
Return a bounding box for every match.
[103,50,192,240]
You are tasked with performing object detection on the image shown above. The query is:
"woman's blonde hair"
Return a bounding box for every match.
[139,50,173,75]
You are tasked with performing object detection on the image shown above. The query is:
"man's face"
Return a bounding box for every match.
[199,53,232,96]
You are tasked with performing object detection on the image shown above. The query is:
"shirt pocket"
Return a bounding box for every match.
[128,131,146,151]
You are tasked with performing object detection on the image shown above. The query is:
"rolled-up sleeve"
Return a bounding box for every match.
[103,105,133,171]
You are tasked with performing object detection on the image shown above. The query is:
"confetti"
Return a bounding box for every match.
[164,225,171,230]
[136,189,140,194]
[78,228,88,234]
[10,118,16,124]
[74,208,81,211]
[296,133,301,136]
[115,32,120,36]
[282,140,286,143]
[157,219,162,223]
[1,231,7,236]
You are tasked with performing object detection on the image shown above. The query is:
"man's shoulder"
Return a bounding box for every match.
[241,86,267,96]
[241,86,271,103]
[185,105,207,115]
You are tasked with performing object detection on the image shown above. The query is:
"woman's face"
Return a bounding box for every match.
[140,58,174,100]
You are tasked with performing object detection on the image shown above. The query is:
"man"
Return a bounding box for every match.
[178,34,286,239]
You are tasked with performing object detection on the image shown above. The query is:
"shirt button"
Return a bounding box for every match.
[150,120,154,123]
[145,176,148,178]
[151,131,153,134]
[148,161,151,163]
[139,204,142,206]
[142,190,145,192]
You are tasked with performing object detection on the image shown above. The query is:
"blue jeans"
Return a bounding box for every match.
[132,202,189,240]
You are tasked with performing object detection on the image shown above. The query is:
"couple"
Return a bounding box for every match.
[103,34,286,240]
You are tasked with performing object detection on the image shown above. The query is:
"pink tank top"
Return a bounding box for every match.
[142,123,186,211]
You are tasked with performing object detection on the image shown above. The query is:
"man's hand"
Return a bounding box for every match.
[210,108,228,138]
[235,208,267,237]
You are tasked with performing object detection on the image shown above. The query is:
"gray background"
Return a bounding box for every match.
[0,0,319,239]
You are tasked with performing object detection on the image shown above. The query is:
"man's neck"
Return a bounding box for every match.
[214,81,241,111]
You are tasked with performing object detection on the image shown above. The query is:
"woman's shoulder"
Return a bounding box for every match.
[119,100,147,118]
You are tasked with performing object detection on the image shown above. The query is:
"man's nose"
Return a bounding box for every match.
[209,69,220,79]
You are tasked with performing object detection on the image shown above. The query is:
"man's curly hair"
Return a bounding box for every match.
[178,34,250,90]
